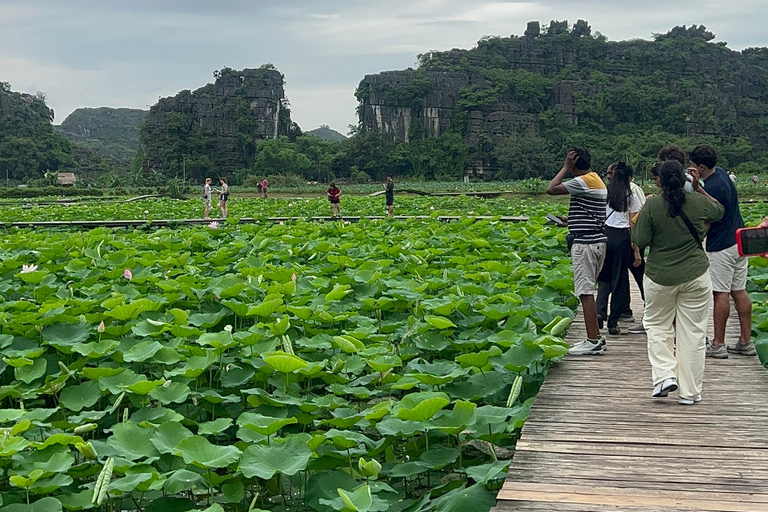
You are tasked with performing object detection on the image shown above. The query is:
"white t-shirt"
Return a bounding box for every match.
[629,181,646,208]
[605,194,641,229]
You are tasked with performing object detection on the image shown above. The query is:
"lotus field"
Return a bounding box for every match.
[0,198,766,512]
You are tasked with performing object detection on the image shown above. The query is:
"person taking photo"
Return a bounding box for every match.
[547,147,608,355]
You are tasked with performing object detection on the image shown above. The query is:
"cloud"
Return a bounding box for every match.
[2,0,768,132]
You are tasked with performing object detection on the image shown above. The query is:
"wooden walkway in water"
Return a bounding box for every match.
[494,285,768,512]
[3,215,528,229]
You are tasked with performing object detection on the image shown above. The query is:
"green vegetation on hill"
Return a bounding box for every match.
[56,107,146,166]
[355,23,768,180]
[307,125,347,142]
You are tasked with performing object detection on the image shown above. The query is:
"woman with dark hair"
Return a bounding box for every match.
[217,178,229,219]
[597,162,642,335]
[632,161,724,405]
[327,182,341,217]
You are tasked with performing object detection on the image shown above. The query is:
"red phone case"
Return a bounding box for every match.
[736,227,768,257]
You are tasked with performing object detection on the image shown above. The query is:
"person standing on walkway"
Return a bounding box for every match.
[203,178,213,219]
[384,175,395,217]
[632,161,724,405]
[327,182,341,218]
[688,145,756,358]
[547,147,608,355]
[596,162,642,335]
[217,178,229,219]
[262,177,268,199]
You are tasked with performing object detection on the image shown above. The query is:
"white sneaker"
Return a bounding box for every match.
[651,378,678,398]
[679,394,703,405]
[568,338,605,355]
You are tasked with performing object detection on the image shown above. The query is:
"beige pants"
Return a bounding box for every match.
[643,272,712,399]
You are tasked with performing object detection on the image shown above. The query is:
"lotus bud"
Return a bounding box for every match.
[123,269,132,281]
[224,325,233,333]
[75,441,98,460]
[163,379,172,388]
[358,457,382,478]
[97,320,105,333]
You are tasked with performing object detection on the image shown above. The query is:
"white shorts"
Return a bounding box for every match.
[707,244,748,292]
[572,242,606,297]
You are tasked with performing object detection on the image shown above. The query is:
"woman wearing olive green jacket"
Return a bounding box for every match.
[632,160,724,405]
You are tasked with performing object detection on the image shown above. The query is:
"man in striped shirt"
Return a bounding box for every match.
[547,147,608,355]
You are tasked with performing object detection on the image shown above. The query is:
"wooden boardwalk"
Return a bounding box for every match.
[494,285,768,512]
[3,215,528,229]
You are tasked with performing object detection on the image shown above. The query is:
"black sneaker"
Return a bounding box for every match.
[608,325,621,335]
[597,314,605,330]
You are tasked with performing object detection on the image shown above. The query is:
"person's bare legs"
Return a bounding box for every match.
[581,294,600,340]
[388,205,394,217]
[731,289,752,344]
[712,291,730,346]
[204,203,211,219]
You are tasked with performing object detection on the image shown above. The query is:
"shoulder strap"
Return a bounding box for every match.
[677,210,703,251]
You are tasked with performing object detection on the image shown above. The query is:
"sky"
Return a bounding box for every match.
[3,0,768,135]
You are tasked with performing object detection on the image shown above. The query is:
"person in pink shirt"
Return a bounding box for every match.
[261,178,268,199]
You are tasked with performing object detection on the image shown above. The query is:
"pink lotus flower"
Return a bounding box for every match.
[123,269,132,281]
[291,273,297,282]
[208,221,219,229]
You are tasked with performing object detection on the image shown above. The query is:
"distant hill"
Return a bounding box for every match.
[56,107,146,166]
[307,125,347,141]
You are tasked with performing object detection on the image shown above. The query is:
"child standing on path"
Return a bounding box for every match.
[327,182,341,218]
[384,175,394,217]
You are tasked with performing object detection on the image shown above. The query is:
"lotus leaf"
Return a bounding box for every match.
[238,436,312,479]
[174,435,241,468]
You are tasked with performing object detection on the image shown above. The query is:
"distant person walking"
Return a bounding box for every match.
[327,182,341,217]
[262,178,268,199]
[752,174,759,186]
[596,162,642,336]
[688,145,756,358]
[384,175,395,217]
[257,181,263,195]
[546,147,608,355]
[632,161,724,405]
[728,171,737,183]
[203,178,213,219]
[217,178,229,219]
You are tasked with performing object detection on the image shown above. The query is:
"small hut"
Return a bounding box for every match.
[57,173,77,187]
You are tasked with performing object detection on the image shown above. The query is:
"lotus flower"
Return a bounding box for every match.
[279,221,284,226]
[224,324,233,333]
[288,203,293,207]
[20,264,38,274]
[97,320,105,333]
[430,206,435,211]
[208,221,219,229]
[143,210,149,214]
[291,273,297,282]
[123,269,132,281]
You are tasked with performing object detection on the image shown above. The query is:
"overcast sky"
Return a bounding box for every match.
[3,0,768,134]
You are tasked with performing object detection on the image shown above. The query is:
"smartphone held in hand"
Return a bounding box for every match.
[736,227,768,257]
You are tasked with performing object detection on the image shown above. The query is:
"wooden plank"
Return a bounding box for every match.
[496,284,768,511]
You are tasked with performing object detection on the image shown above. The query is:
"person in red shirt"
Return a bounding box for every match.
[327,182,341,217]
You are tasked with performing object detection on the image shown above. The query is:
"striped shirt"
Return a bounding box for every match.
[563,172,608,244]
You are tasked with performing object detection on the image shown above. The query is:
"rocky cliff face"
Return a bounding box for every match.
[356,22,768,174]
[141,67,298,179]
[56,107,146,166]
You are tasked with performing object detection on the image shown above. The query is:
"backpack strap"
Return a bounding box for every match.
[677,210,703,251]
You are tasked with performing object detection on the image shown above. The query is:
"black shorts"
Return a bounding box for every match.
[330,199,340,204]
[386,200,394,206]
